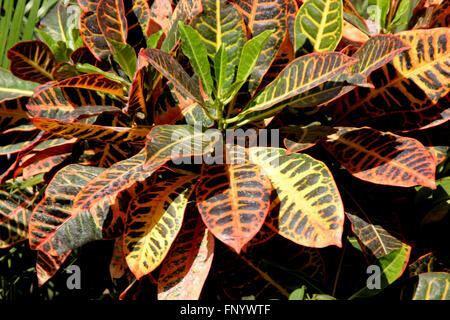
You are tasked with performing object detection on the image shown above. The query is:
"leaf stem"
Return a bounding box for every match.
[332,236,348,297]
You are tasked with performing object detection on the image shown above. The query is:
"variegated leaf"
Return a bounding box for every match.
[158,208,214,300]
[413,272,450,300]
[36,250,71,286]
[0,190,35,248]
[249,147,345,248]
[140,48,204,105]
[233,0,287,93]
[295,0,343,52]
[191,0,247,90]
[322,127,437,189]
[7,40,57,84]
[196,145,272,253]
[31,117,150,144]
[233,52,358,126]
[79,11,111,60]
[124,174,198,279]
[28,164,112,255]
[0,97,31,131]
[97,0,128,44]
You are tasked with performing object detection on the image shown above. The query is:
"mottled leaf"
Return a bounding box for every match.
[196,146,272,253]
[413,272,450,300]
[158,208,214,300]
[249,147,344,248]
[233,0,287,93]
[295,0,343,52]
[322,127,437,188]
[124,174,198,279]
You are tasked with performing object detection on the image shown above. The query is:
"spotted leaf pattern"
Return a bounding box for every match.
[29,164,112,255]
[71,148,153,215]
[196,146,272,253]
[0,190,35,248]
[22,153,72,180]
[158,208,214,300]
[143,125,221,170]
[392,28,450,102]
[322,127,437,189]
[150,0,172,33]
[26,85,122,121]
[234,52,358,126]
[249,147,344,248]
[124,174,198,279]
[48,74,125,98]
[233,0,287,93]
[79,11,111,60]
[279,35,410,110]
[345,211,411,259]
[329,28,450,130]
[124,56,150,118]
[77,0,99,12]
[0,97,31,131]
[191,0,247,90]
[161,0,202,52]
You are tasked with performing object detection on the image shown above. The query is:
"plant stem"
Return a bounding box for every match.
[216,100,224,130]
[332,237,348,297]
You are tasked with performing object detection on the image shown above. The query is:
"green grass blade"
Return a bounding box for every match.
[0,0,14,67]
[5,0,27,68]
[23,0,42,40]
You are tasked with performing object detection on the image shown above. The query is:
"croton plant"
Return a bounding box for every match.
[0,0,449,300]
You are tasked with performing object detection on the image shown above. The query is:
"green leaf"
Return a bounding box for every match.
[413,272,450,300]
[343,12,370,36]
[75,63,130,85]
[367,0,390,32]
[295,0,343,52]
[147,29,164,49]
[191,0,247,92]
[289,286,306,300]
[387,0,420,32]
[178,22,214,97]
[23,0,42,41]
[232,52,357,126]
[0,67,38,100]
[349,247,409,299]
[38,2,82,50]
[108,38,137,81]
[52,41,72,63]
[224,30,273,101]
[36,29,57,50]
[309,294,337,300]
[214,44,228,99]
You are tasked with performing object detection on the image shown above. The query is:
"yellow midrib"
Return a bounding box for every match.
[0,87,34,95]
[13,51,53,80]
[314,0,331,51]
[216,0,222,51]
